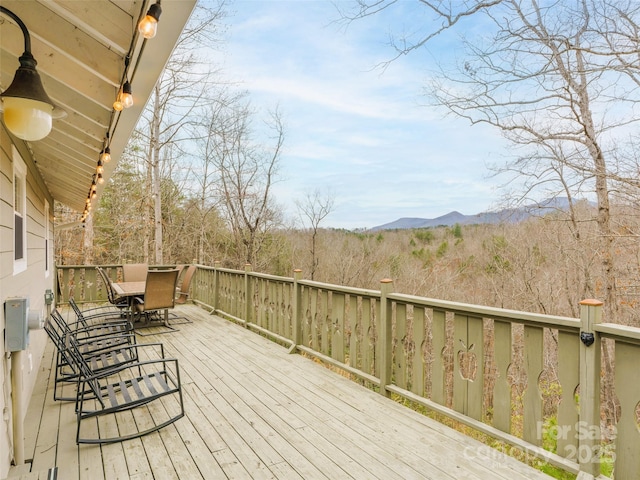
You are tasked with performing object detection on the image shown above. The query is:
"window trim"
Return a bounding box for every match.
[44,199,50,277]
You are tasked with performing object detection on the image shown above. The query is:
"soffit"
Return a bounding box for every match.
[0,0,196,211]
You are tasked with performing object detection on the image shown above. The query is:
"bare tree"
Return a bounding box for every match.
[205,102,286,267]
[191,88,249,263]
[342,0,640,315]
[137,2,226,264]
[295,188,335,280]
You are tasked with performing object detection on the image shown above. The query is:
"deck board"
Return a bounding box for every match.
[7,304,553,479]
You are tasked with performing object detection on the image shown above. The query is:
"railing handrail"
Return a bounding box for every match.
[390,291,581,331]
[595,322,640,345]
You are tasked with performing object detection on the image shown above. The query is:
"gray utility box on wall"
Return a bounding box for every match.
[5,297,29,352]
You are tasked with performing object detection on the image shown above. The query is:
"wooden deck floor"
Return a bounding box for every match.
[7,304,553,480]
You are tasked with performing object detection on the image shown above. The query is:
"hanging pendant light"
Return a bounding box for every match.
[0,7,56,141]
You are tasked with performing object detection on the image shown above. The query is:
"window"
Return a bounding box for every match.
[13,147,27,274]
[44,199,50,277]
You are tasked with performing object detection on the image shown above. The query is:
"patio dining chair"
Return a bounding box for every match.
[176,265,196,305]
[97,266,130,312]
[168,265,196,324]
[132,269,180,333]
[122,263,148,282]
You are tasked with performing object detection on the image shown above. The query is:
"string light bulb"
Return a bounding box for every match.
[121,81,133,108]
[96,159,104,174]
[100,146,111,162]
[138,1,162,39]
[113,82,132,110]
[97,173,104,184]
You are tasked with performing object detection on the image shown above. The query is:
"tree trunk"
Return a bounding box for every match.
[152,84,163,265]
[83,214,94,265]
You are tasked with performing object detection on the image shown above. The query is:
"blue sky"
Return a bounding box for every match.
[214,0,508,229]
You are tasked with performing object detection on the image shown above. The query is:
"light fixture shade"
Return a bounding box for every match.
[2,97,52,141]
[1,53,54,141]
[139,2,162,39]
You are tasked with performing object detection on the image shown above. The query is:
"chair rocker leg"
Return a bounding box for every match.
[76,411,185,444]
[54,357,81,402]
[76,385,185,445]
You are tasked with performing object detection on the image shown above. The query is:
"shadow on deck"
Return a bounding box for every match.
[8,304,553,479]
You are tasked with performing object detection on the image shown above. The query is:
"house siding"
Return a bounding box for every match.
[0,127,54,477]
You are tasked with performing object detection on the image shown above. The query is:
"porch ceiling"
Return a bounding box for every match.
[0,0,196,212]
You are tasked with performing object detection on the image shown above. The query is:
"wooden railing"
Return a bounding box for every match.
[56,264,122,305]
[57,263,640,479]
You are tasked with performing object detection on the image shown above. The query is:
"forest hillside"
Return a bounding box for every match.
[56,199,640,327]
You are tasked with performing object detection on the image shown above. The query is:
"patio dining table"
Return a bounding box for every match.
[112,281,146,297]
[111,281,145,322]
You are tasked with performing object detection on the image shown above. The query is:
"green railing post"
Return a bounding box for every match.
[289,269,303,354]
[213,261,220,312]
[379,278,393,397]
[578,298,602,478]
[244,264,252,327]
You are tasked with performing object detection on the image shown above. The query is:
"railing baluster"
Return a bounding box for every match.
[468,315,483,421]
[310,288,319,351]
[361,296,372,377]
[523,325,543,446]
[493,320,512,433]
[213,261,220,311]
[411,306,426,397]
[556,329,579,458]
[431,309,447,406]
[348,295,358,370]
[613,341,640,477]
[319,289,329,356]
[332,292,345,363]
[379,279,393,397]
[395,302,408,390]
[291,270,302,350]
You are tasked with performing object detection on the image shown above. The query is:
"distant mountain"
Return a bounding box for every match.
[370,197,586,231]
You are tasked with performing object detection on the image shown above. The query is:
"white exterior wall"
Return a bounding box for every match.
[0,127,54,477]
